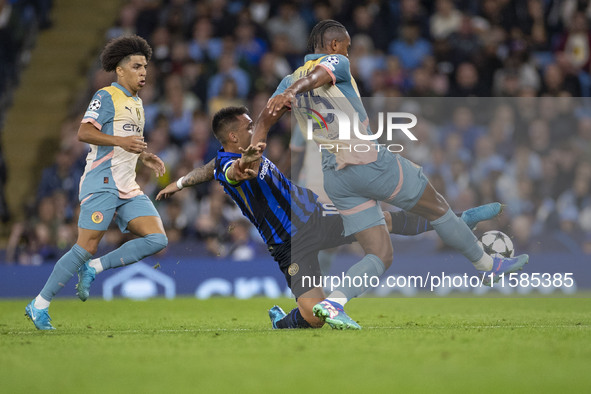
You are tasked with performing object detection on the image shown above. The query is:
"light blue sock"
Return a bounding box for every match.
[40,244,92,301]
[430,208,483,262]
[100,233,168,270]
[332,254,386,301]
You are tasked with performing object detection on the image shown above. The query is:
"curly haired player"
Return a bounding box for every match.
[26,35,168,330]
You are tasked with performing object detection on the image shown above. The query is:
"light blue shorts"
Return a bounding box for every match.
[323,150,428,236]
[78,193,160,233]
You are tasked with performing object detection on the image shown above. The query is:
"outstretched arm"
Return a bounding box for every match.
[156,158,215,200]
[250,105,288,146]
[266,66,333,117]
[251,66,333,145]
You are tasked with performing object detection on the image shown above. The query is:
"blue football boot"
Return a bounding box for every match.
[479,254,529,286]
[461,202,504,230]
[268,305,287,329]
[25,299,55,330]
[76,261,96,302]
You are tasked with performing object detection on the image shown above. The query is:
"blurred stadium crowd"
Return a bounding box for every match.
[2,0,591,264]
[1,0,53,226]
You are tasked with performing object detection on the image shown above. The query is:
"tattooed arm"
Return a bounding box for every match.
[155,158,215,200]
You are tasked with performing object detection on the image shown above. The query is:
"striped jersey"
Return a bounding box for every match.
[79,83,145,200]
[214,149,320,246]
[273,53,377,171]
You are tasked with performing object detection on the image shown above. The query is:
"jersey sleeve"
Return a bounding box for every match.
[214,156,241,186]
[317,54,351,85]
[271,75,293,98]
[81,89,114,131]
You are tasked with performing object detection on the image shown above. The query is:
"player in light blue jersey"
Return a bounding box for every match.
[25,35,168,330]
[255,20,529,329]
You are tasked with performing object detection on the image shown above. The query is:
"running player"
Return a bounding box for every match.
[157,106,503,329]
[256,20,529,329]
[25,35,168,330]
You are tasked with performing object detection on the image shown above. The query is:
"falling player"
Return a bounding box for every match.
[157,106,503,329]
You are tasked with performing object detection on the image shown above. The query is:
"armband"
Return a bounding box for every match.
[225,168,240,185]
[176,176,185,190]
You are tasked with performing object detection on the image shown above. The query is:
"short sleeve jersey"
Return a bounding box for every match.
[214,149,320,246]
[273,54,376,171]
[79,83,145,200]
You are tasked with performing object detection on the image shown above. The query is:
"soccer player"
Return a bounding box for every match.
[257,20,529,328]
[157,106,502,330]
[25,35,168,330]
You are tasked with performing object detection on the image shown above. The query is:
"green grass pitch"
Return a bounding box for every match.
[1,296,590,393]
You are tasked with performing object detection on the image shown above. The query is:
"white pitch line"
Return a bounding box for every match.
[3,324,589,335]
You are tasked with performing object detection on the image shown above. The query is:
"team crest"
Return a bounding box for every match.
[88,99,101,111]
[91,211,104,224]
[325,55,340,65]
[288,263,299,276]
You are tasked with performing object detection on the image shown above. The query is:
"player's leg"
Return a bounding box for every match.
[386,156,528,280]
[385,202,504,235]
[270,245,326,329]
[77,195,168,301]
[309,168,392,329]
[409,181,494,269]
[297,290,325,327]
[270,288,325,329]
[379,153,491,269]
[312,222,389,330]
[100,214,167,268]
[26,193,114,329]
[326,200,392,296]
[318,248,337,276]
[316,222,388,329]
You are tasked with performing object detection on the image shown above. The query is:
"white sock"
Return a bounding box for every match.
[89,258,104,274]
[34,295,50,309]
[326,290,348,307]
[473,253,493,271]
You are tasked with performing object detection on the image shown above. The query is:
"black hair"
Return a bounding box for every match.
[100,35,152,72]
[306,19,347,53]
[212,106,249,143]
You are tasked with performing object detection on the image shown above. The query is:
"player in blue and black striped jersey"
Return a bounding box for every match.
[214,143,318,247]
[157,106,503,329]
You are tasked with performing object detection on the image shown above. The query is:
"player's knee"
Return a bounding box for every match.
[84,245,98,256]
[379,243,393,268]
[144,233,168,254]
[369,241,392,268]
[432,202,449,219]
[76,241,98,256]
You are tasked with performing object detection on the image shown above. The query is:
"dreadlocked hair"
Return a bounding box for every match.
[306,19,347,53]
[100,35,152,72]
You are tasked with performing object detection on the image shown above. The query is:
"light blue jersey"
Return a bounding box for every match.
[273,54,377,171]
[79,82,145,201]
[274,54,429,236]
